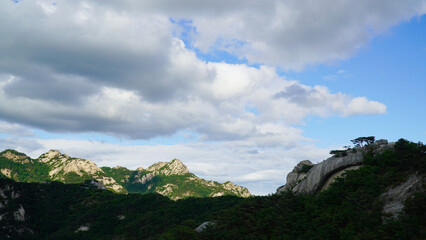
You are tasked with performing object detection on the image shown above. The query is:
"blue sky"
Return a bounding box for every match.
[0,0,425,195]
[293,15,426,147]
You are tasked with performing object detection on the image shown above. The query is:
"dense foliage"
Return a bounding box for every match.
[0,179,242,239]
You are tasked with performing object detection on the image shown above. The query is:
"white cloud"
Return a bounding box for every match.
[0,121,34,137]
[344,97,387,116]
[176,0,426,69]
[238,169,284,182]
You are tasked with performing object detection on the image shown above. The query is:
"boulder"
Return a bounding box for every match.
[277,160,313,193]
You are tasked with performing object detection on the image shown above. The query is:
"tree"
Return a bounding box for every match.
[330,150,348,157]
[351,136,375,148]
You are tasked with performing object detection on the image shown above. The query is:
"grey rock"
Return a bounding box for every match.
[13,205,25,222]
[320,165,361,191]
[292,150,363,194]
[278,139,397,194]
[83,179,107,190]
[277,160,313,193]
[75,224,90,233]
[195,221,214,233]
[11,190,20,199]
[380,174,424,218]
[295,160,314,172]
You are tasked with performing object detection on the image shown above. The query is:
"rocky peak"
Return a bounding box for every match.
[136,167,144,172]
[221,181,251,197]
[146,159,189,176]
[1,150,30,163]
[113,166,127,170]
[165,159,189,175]
[146,162,168,172]
[36,150,125,193]
[38,150,68,163]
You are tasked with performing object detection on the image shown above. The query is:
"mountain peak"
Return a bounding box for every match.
[144,159,189,176]
[1,149,30,163]
[166,159,188,175]
[136,167,144,172]
[38,149,66,163]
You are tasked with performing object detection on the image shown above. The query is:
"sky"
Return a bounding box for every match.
[0,0,425,195]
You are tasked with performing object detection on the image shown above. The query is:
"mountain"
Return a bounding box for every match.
[0,149,126,193]
[0,149,251,199]
[102,159,250,200]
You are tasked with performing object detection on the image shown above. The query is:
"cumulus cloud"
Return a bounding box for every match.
[186,0,426,69]
[274,84,387,117]
[0,137,43,154]
[0,121,34,137]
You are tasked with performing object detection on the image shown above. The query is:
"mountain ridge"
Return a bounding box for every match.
[0,149,251,199]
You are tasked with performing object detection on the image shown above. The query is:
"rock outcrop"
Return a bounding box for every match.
[0,182,33,237]
[1,150,31,163]
[38,150,125,193]
[292,150,364,194]
[278,139,391,194]
[220,181,251,198]
[276,160,313,192]
[380,174,424,218]
[195,221,215,232]
[145,159,189,176]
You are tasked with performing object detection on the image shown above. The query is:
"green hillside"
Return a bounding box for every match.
[0,150,251,199]
[101,162,251,200]
[0,149,50,182]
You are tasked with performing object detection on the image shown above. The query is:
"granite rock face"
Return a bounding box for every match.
[195,221,214,232]
[1,150,30,163]
[39,150,125,193]
[145,159,189,176]
[278,139,391,194]
[380,174,424,218]
[276,160,313,193]
[292,150,364,194]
